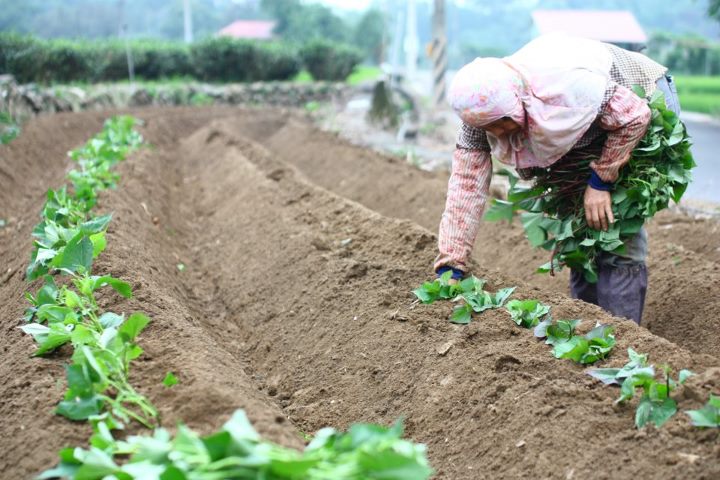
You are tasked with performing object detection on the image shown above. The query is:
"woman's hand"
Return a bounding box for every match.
[584,185,614,231]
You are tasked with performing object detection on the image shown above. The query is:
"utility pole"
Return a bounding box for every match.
[404,0,419,81]
[118,0,135,85]
[183,0,194,44]
[431,0,447,109]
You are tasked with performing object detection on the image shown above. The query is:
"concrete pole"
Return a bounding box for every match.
[404,0,419,81]
[118,0,135,85]
[183,0,194,44]
[431,0,448,109]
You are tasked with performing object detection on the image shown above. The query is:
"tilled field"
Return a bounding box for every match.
[1,107,719,479]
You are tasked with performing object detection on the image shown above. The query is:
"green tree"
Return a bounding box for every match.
[710,0,720,20]
[260,0,348,43]
[353,8,385,64]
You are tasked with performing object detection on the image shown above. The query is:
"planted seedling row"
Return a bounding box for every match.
[23,118,433,479]
[21,116,158,429]
[413,274,717,429]
[40,411,434,479]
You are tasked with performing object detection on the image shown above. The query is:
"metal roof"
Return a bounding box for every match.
[218,20,276,40]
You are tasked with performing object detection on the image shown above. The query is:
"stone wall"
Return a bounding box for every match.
[0,75,353,121]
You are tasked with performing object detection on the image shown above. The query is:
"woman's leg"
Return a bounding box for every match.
[595,228,648,325]
[570,269,598,305]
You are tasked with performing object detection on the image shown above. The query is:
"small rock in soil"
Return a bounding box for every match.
[436,341,454,356]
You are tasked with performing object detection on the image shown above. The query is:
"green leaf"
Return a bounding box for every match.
[553,336,589,362]
[412,286,435,304]
[92,276,133,298]
[52,233,94,273]
[484,199,515,222]
[89,232,107,258]
[356,447,434,479]
[586,368,622,385]
[631,85,647,98]
[71,324,96,346]
[506,299,550,328]
[450,304,472,324]
[163,372,179,388]
[119,313,150,341]
[678,369,694,384]
[636,395,677,429]
[223,410,260,442]
[520,212,546,247]
[99,312,125,329]
[80,214,113,234]
[685,395,720,428]
[63,289,82,309]
[493,287,515,307]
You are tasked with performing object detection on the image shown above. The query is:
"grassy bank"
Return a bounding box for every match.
[673,75,720,115]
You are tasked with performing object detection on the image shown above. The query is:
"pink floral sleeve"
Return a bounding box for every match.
[434,148,493,272]
[591,84,652,182]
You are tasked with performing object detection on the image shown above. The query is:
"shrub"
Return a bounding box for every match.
[300,40,363,81]
[0,33,304,84]
[190,37,260,82]
[0,33,46,83]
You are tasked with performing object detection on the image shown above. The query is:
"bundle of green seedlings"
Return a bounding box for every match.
[22,116,158,428]
[484,88,695,282]
[27,117,433,478]
[40,410,433,480]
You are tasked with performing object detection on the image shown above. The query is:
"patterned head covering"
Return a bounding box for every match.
[448,34,613,169]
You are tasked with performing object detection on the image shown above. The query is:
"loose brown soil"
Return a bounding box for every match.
[1,107,719,480]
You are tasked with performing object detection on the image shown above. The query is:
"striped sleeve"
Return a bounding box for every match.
[590,83,652,183]
[434,147,493,272]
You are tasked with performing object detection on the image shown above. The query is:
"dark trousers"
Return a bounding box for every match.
[570,263,648,325]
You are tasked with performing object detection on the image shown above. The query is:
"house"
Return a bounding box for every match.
[218,20,276,40]
[531,10,648,51]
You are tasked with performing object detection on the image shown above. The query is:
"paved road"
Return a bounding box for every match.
[683,116,720,205]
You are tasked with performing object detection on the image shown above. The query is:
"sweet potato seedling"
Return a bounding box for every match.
[413,273,515,324]
[505,299,550,328]
[535,319,616,364]
[587,349,693,428]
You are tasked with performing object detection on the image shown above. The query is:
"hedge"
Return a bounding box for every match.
[300,40,363,81]
[0,33,362,84]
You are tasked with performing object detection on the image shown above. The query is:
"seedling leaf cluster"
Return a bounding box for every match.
[40,411,433,480]
[535,319,616,364]
[414,271,514,325]
[587,349,697,429]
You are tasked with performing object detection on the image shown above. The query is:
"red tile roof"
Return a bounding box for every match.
[532,10,648,44]
[218,20,276,40]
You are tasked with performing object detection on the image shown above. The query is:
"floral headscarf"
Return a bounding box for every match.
[449,34,613,169]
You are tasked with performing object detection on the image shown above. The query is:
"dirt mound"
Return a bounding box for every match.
[1,108,719,479]
[250,113,720,358]
[0,108,301,479]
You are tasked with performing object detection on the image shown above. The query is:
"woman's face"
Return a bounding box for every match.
[482,117,522,138]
